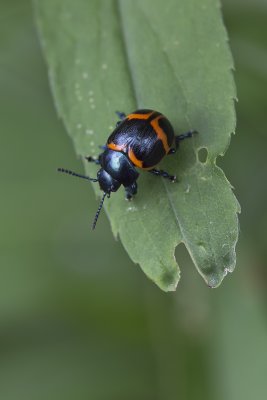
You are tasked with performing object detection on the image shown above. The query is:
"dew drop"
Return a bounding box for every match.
[185,184,191,194]
[127,206,138,212]
[223,267,231,277]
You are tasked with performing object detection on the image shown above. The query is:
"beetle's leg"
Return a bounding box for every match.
[149,168,176,183]
[168,148,176,155]
[116,111,126,120]
[115,111,126,126]
[85,155,101,165]
[124,182,138,200]
[168,130,198,154]
[175,130,198,144]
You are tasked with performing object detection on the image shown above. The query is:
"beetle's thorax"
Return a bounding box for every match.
[100,149,139,187]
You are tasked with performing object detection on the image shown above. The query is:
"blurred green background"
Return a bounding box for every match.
[1,0,267,399]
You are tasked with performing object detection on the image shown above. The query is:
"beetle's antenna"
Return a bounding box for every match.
[92,192,108,230]
[57,168,98,182]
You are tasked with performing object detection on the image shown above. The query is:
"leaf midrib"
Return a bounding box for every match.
[116,0,177,278]
[116,0,190,242]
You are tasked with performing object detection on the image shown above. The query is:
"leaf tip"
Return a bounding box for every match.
[155,266,180,292]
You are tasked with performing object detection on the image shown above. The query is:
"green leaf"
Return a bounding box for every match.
[35,0,240,291]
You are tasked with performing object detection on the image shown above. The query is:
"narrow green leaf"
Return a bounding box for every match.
[35,0,240,291]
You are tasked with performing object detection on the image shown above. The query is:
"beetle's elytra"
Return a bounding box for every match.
[58,109,197,229]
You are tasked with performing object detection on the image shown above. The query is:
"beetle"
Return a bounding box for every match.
[58,109,197,229]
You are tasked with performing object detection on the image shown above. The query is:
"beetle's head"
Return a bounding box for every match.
[97,168,121,194]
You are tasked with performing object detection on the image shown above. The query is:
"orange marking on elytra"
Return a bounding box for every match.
[128,148,143,168]
[107,142,126,152]
[150,116,170,153]
[127,112,154,121]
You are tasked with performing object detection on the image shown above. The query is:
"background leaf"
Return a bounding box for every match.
[35,0,240,291]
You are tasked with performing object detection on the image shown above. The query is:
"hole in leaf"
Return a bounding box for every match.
[175,242,195,281]
[198,147,208,163]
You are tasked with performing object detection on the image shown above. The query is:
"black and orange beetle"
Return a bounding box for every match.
[58,109,197,229]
